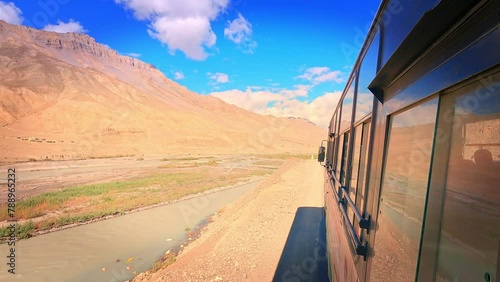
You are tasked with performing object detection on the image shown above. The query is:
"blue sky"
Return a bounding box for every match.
[1,0,381,127]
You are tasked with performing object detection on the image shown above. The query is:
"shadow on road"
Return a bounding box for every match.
[273,207,329,282]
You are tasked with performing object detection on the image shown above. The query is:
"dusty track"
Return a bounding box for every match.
[134,159,325,282]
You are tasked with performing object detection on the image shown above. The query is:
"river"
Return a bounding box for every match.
[0,180,261,282]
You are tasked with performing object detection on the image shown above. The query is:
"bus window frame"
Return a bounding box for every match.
[417,67,500,281]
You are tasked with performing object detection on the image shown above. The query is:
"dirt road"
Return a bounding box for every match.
[135,159,328,282]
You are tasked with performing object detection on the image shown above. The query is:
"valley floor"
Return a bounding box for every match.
[0,155,296,239]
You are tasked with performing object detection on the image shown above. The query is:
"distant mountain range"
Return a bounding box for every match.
[0,20,325,161]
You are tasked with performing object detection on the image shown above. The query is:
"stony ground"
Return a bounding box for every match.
[134,159,324,282]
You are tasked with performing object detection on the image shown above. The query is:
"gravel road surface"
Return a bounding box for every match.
[135,159,328,282]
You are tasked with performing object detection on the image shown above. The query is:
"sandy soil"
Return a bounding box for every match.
[134,159,324,282]
[0,155,277,202]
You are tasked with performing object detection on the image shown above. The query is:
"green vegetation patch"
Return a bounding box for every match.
[256,154,315,160]
[0,221,35,240]
[0,173,206,221]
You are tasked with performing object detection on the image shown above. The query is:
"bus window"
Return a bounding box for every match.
[340,79,355,134]
[371,98,438,281]
[355,121,371,236]
[434,71,500,282]
[349,125,363,225]
[328,113,338,167]
[356,31,378,122]
[327,140,333,166]
[336,134,345,181]
[340,131,351,186]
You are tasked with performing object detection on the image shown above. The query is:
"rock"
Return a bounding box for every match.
[126,266,133,271]
[126,257,134,263]
[101,268,107,272]
[166,249,171,255]
[166,238,173,242]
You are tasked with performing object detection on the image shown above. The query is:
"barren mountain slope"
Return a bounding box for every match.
[0,21,325,161]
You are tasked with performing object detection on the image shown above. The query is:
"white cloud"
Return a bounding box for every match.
[297,67,344,85]
[43,19,87,33]
[116,0,228,60]
[126,52,141,58]
[393,101,438,128]
[210,86,344,128]
[224,13,256,53]
[0,1,23,25]
[208,72,229,84]
[174,71,185,80]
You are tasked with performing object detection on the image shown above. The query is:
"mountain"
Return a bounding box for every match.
[0,21,325,161]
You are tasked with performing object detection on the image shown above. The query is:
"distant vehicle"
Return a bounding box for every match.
[317,0,499,281]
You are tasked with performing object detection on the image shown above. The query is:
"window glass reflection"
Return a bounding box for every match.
[356,32,378,121]
[371,98,438,281]
[435,72,500,282]
[350,126,363,198]
[340,132,350,186]
[340,80,355,134]
[336,134,344,180]
[380,0,440,65]
[356,121,371,224]
[328,113,337,167]
[348,125,363,227]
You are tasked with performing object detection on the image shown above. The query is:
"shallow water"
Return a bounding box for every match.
[0,180,261,282]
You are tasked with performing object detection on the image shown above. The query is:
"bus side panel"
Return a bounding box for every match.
[324,172,359,282]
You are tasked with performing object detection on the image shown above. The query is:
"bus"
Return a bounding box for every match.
[317,0,499,281]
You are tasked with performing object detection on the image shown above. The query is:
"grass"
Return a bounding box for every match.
[255,160,286,166]
[158,160,218,169]
[158,163,197,169]
[152,253,177,272]
[0,221,35,240]
[174,156,214,161]
[24,154,135,163]
[0,211,122,243]
[257,154,314,160]
[88,154,135,159]
[0,173,207,221]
